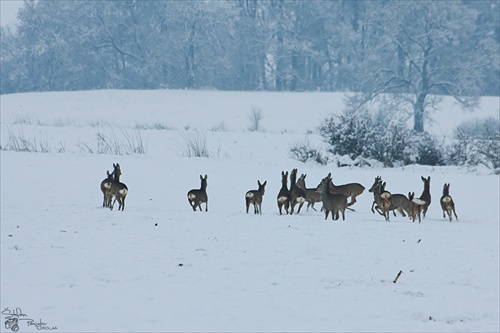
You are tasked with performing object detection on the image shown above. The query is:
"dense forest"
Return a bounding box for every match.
[1,0,499,98]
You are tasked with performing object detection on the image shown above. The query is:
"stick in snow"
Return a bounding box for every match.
[393,270,403,283]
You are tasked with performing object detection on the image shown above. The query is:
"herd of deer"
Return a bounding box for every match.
[100,164,458,222]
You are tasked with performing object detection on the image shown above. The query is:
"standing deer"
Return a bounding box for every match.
[277,171,290,215]
[109,163,128,211]
[419,176,431,218]
[369,176,392,221]
[440,183,458,222]
[316,175,348,221]
[326,173,365,210]
[187,174,208,212]
[245,180,267,214]
[100,169,114,208]
[297,174,321,211]
[408,192,426,223]
[289,168,306,215]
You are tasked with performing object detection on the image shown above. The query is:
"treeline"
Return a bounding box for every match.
[1,0,498,95]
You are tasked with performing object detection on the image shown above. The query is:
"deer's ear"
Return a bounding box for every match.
[204,174,208,179]
[200,175,203,180]
[263,181,267,186]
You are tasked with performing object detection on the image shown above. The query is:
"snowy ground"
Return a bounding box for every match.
[1,90,499,332]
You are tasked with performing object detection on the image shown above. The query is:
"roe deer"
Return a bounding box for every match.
[289,168,306,215]
[326,173,365,210]
[100,169,114,208]
[389,193,412,218]
[408,192,426,223]
[109,163,128,211]
[246,180,267,214]
[297,173,321,211]
[368,176,391,221]
[440,183,458,222]
[277,171,290,215]
[316,175,348,221]
[419,176,431,218]
[187,174,208,212]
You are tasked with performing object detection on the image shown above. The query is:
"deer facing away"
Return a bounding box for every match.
[440,183,458,222]
[289,168,306,215]
[100,169,114,208]
[277,171,290,215]
[408,192,426,223]
[246,180,267,214]
[188,174,208,212]
[419,176,431,218]
[109,163,128,211]
[316,175,348,221]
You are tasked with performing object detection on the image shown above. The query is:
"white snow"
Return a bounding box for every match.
[1,89,499,332]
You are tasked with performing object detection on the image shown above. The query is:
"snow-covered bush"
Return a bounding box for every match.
[289,139,328,165]
[318,110,444,167]
[448,117,499,172]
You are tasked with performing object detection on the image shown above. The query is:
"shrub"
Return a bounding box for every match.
[448,118,499,172]
[179,129,210,158]
[318,109,444,167]
[289,139,328,165]
[248,107,263,132]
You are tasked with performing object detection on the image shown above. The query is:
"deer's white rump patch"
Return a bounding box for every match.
[246,192,254,198]
[380,192,391,199]
[277,196,288,203]
[412,198,426,205]
[188,193,196,200]
[441,196,452,203]
[119,189,128,195]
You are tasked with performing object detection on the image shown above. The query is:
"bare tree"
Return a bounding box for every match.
[349,1,490,132]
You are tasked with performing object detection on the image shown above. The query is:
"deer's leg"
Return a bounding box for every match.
[324,210,329,220]
[371,201,377,214]
[110,196,117,211]
[374,205,385,217]
[205,200,208,212]
[398,207,406,217]
[278,202,282,215]
[453,208,458,221]
[246,200,250,214]
[297,202,304,214]
[347,195,356,207]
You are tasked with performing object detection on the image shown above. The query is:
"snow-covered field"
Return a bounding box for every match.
[1,90,499,332]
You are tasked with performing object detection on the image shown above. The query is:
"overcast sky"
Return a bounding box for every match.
[1,0,23,27]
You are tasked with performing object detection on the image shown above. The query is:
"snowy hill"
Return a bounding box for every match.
[1,89,499,332]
